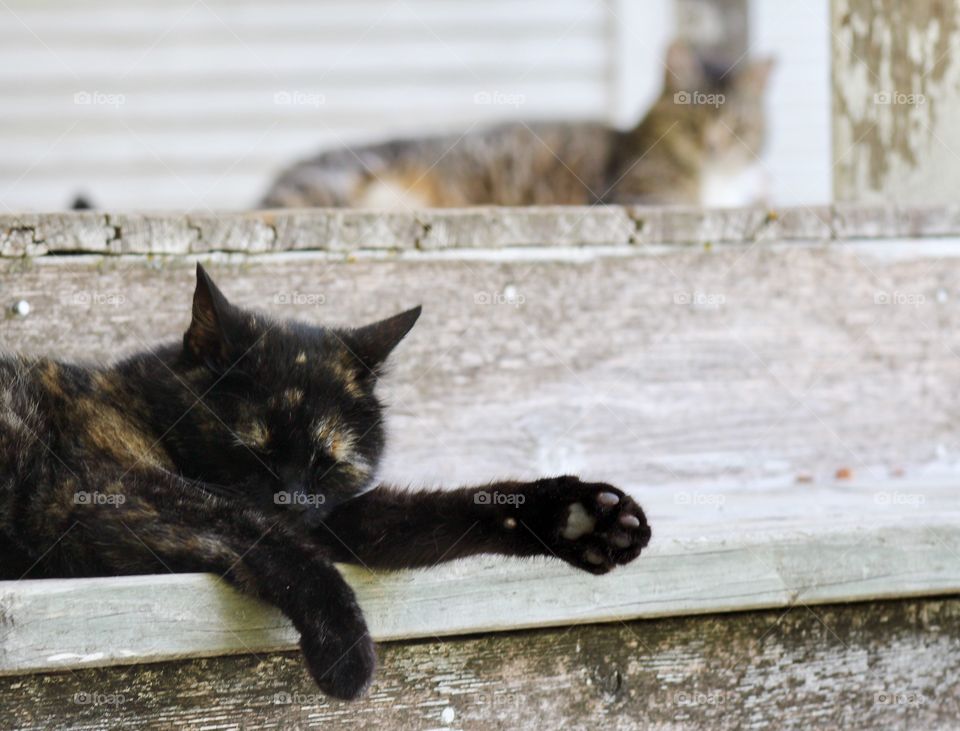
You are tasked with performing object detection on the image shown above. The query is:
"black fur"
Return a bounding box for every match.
[0,265,650,699]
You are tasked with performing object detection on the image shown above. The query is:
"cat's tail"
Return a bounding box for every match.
[259,146,391,209]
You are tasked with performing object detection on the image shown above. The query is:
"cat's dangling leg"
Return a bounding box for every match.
[317,475,651,573]
[60,470,376,699]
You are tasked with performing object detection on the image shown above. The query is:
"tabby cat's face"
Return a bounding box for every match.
[181,265,419,516]
[662,40,775,167]
[701,85,768,167]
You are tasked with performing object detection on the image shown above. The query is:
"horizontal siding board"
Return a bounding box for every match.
[2,85,608,124]
[8,0,603,35]
[0,0,616,209]
[0,20,606,48]
[0,39,608,80]
[0,65,605,95]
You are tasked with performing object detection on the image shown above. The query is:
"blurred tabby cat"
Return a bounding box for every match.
[261,41,774,209]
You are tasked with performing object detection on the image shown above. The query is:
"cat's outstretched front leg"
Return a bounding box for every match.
[319,476,651,573]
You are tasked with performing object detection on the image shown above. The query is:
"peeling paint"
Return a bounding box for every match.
[834,0,960,202]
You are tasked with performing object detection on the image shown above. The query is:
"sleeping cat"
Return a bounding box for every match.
[0,265,651,699]
[260,41,774,209]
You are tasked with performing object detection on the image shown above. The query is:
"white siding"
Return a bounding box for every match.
[0,0,614,211]
[750,0,832,205]
[0,0,829,211]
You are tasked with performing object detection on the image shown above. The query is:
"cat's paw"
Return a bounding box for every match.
[538,476,651,575]
[300,628,377,700]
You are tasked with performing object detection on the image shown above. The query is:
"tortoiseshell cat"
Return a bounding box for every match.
[261,41,774,209]
[0,265,651,699]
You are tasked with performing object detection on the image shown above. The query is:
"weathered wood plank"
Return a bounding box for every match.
[3,243,960,490]
[2,514,959,677]
[2,241,960,705]
[7,205,960,257]
[2,597,957,730]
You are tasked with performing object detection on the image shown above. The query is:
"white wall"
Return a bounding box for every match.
[0,0,829,211]
[750,0,832,205]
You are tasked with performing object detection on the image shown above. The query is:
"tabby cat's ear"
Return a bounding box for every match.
[184,264,234,369]
[663,39,704,92]
[348,305,421,373]
[735,57,776,97]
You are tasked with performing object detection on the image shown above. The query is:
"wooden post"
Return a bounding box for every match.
[832,0,960,203]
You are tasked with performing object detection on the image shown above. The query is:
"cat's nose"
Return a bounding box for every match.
[283,479,307,509]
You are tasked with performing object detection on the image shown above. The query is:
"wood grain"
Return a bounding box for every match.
[6,204,960,257]
[2,242,960,679]
[2,516,959,677]
[3,242,960,490]
[2,598,957,730]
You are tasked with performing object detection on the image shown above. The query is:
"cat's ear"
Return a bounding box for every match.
[348,305,421,373]
[663,39,704,92]
[735,57,776,97]
[184,263,234,369]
